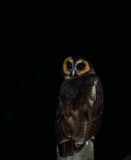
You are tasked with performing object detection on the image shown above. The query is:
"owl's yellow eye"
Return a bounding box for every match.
[76,62,85,70]
[66,61,72,70]
[75,60,91,75]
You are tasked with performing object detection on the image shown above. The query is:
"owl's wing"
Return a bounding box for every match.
[56,101,75,157]
[73,76,103,146]
[56,98,72,144]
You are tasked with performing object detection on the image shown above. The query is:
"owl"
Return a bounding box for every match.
[56,56,103,160]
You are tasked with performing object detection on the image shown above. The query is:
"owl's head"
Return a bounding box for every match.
[62,56,95,79]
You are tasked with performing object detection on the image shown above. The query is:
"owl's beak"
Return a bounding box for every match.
[72,69,77,76]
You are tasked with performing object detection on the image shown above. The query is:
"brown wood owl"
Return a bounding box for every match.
[56,56,103,160]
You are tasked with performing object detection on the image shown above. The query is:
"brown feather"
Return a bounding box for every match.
[56,74,103,157]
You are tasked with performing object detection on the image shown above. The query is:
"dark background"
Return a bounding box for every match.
[1,0,130,160]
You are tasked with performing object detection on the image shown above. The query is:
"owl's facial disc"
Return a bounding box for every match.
[63,57,92,79]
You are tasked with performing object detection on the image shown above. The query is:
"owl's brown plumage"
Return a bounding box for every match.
[56,56,103,158]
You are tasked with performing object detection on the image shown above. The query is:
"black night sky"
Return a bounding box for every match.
[1,0,130,160]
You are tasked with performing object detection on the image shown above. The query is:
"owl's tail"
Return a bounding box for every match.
[57,140,94,160]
